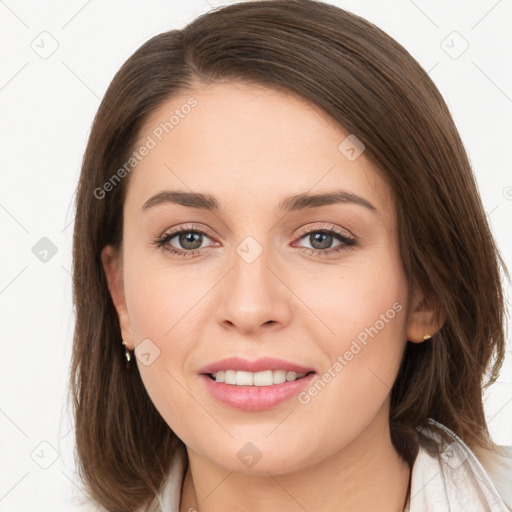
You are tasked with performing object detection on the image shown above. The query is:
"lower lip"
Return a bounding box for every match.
[200,373,316,411]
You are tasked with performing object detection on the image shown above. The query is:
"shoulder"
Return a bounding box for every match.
[405,418,512,512]
[472,442,512,508]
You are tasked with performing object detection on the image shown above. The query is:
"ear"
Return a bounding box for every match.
[406,286,445,343]
[101,245,135,350]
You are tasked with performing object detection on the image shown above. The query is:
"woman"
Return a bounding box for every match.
[69,1,512,510]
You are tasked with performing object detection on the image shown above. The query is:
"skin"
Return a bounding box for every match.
[102,81,443,512]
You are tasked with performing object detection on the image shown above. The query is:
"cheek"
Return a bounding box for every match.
[122,255,212,435]
[123,251,207,343]
[296,243,408,351]
[292,247,408,425]
[269,286,406,473]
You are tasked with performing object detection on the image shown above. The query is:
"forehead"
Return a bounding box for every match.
[126,81,394,222]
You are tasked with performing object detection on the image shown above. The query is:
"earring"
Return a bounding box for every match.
[423,334,432,340]
[122,340,134,370]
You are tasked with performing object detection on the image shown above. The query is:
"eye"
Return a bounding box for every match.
[293,223,358,256]
[152,224,218,258]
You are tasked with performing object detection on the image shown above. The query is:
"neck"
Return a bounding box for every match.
[180,411,411,512]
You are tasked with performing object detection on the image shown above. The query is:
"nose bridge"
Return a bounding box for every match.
[216,234,290,333]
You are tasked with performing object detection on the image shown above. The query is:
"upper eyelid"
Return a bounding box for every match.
[161,223,216,242]
[295,223,355,240]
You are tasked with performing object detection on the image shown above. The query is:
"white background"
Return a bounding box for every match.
[0,0,511,510]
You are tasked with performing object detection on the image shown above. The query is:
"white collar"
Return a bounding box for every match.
[405,418,511,511]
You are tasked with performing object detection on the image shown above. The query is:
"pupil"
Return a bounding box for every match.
[179,232,202,250]
[311,232,332,250]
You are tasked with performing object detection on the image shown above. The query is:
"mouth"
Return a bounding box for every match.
[200,370,317,411]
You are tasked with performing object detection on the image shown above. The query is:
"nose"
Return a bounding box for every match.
[216,243,292,335]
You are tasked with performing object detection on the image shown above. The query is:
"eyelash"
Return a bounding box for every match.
[152,223,358,259]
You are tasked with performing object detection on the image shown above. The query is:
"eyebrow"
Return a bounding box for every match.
[141,189,377,214]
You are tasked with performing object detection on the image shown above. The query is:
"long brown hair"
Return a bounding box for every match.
[69,0,509,509]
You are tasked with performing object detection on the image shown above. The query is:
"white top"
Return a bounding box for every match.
[147,418,512,512]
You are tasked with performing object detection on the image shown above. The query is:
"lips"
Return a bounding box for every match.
[198,356,316,375]
[200,372,317,411]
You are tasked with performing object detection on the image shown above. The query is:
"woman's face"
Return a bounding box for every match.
[103,81,426,474]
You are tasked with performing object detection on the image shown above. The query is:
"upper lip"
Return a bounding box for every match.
[199,357,316,375]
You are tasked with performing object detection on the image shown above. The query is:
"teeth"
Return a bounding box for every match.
[211,370,307,386]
